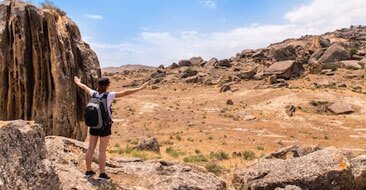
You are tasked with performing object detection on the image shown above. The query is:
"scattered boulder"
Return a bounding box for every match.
[237,65,257,80]
[227,99,234,105]
[205,57,219,68]
[180,68,198,78]
[263,145,321,160]
[264,60,303,79]
[318,43,351,63]
[134,138,160,153]
[351,155,366,190]
[178,60,193,67]
[269,45,297,61]
[328,102,354,115]
[190,57,206,67]
[220,83,233,92]
[338,60,362,70]
[168,62,180,69]
[233,147,354,190]
[150,70,166,78]
[0,121,60,190]
[184,76,199,83]
[359,58,366,68]
[215,59,232,68]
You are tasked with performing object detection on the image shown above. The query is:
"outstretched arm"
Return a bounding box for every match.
[115,80,150,98]
[74,76,92,95]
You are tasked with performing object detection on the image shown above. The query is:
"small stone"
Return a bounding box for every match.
[226,99,234,105]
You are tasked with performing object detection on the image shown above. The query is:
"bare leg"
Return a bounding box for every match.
[86,135,99,171]
[99,136,110,173]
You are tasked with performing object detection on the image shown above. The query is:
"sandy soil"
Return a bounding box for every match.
[102,68,366,180]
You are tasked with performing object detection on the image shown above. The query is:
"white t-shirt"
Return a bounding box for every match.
[89,90,116,117]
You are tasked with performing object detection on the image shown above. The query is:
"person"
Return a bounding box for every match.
[74,76,149,180]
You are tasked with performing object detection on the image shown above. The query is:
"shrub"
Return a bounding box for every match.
[242,150,256,160]
[41,0,66,16]
[209,151,230,161]
[205,163,224,175]
[183,154,208,164]
[165,147,181,158]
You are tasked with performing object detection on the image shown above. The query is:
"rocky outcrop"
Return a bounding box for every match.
[264,60,303,79]
[134,137,160,153]
[0,120,60,190]
[0,1,100,140]
[46,136,227,190]
[318,43,351,63]
[232,147,354,190]
[351,155,366,190]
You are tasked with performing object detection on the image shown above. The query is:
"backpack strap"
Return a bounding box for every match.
[101,92,109,99]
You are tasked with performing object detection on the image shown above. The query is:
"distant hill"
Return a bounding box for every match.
[102,64,156,74]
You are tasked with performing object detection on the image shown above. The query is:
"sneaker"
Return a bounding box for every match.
[85,170,96,177]
[98,173,111,180]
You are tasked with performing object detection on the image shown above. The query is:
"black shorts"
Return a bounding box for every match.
[89,124,112,137]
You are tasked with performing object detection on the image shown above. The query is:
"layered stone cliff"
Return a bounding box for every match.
[0,1,100,140]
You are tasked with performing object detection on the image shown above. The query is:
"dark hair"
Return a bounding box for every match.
[97,78,110,93]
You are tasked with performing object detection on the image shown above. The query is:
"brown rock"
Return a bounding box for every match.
[184,75,199,83]
[359,58,366,68]
[178,60,192,67]
[338,60,362,70]
[168,62,179,69]
[318,43,351,63]
[205,57,219,68]
[268,45,297,61]
[328,102,354,114]
[190,56,205,66]
[180,68,198,78]
[351,155,366,190]
[0,2,100,140]
[0,120,60,190]
[215,59,232,68]
[134,138,160,153]
[264,60,303,79]
[227,99,234,105]
[233,147,354,190]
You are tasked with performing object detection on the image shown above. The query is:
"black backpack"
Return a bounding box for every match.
[84,92,112,129]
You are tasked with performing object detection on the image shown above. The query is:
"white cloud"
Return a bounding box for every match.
[87,0,366,67]
[199,0,217,9]
[85,14,104,20]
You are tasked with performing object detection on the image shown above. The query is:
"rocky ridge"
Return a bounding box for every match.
[137,25,366,93]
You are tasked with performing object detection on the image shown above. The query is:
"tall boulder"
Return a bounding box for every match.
[0,1,100,140]
[318,43,351,63]
[232,147,354,190]
[0,120,60,190]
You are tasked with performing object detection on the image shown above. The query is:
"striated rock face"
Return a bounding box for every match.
[0,1,100,140]
[232,147,354,190]
[0,120,60,190]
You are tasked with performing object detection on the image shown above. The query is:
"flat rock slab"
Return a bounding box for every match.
[232,147,354,190]
[339,60,362,70]
[328,102,354,114]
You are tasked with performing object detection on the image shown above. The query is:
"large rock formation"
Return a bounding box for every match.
[46,135,227,190]
[0,1,100,140]
[0,120,60,190]
[232,147,354,190]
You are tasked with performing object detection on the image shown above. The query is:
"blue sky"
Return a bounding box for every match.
[31,0,366,67]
